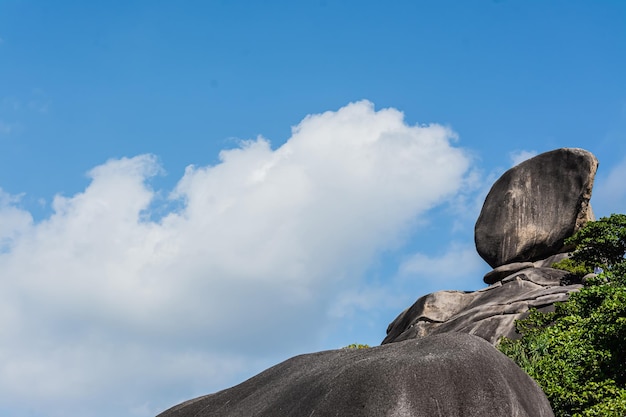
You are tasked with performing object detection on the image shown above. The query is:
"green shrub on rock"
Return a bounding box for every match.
[567,214,626,271]
[342,343,370,349]
[499,214,626,417]
[551,257,590,277]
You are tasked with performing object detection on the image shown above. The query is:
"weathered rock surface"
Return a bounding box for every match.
[157,333,554,417]
[483,261,535,285]
[383,266,581,345]
[475,148,597,269]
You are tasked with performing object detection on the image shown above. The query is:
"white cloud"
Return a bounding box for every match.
[0,100,473,416]
[0,189,33,252]
[398,241,488,290]
[509,149,537,167]
[328,286,401,319]
[592,155,626,216]
[326,241,488,346]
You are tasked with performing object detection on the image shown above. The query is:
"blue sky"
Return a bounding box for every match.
[0,1,625,416]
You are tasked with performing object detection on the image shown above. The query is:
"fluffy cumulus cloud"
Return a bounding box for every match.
[0,101,473,417]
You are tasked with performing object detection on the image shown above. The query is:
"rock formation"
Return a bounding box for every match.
[475,148,597,269]
[157,148,600,417]
[383,258,581,345]
[384,148,597,346]
[157,333,554,417]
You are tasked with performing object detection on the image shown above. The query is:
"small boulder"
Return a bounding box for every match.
[483,261,535,284]
[475,148,597,268]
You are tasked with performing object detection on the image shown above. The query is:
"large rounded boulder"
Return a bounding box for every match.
[475,148,597,268]
[157,333,553,417]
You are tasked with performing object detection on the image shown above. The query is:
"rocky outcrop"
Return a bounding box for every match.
[475,148,597,269]
[383,261,581,345]
[384,148,597,347]
[157,333,554,417]
[157,148,604,417]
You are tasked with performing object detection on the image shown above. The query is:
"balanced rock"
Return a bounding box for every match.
[475,148,597,269]
[157,333,554,417]
[383,264,581,345]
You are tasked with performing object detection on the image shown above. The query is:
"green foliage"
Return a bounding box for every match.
[566,213,626,272]
[551,257,591,277]
[499,214,626,417]
[342,343,370,349]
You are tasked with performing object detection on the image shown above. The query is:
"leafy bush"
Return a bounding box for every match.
[551,257,590,277]
[499,214,626,417]
[342,343,370,349]
[566,214,626,271]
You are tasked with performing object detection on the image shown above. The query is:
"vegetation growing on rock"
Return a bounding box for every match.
[499,214,626,417]
[342,343,370,349]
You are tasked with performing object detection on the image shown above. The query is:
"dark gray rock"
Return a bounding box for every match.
[383,267,581,345]
[532,252,570,268]
[475,148,597,269]
[157,333,554,417]
[483,261,535,284]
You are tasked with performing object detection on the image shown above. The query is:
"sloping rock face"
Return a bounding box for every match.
[157,333,554,417]
[383,264,582,345]
[475,148,598,269]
